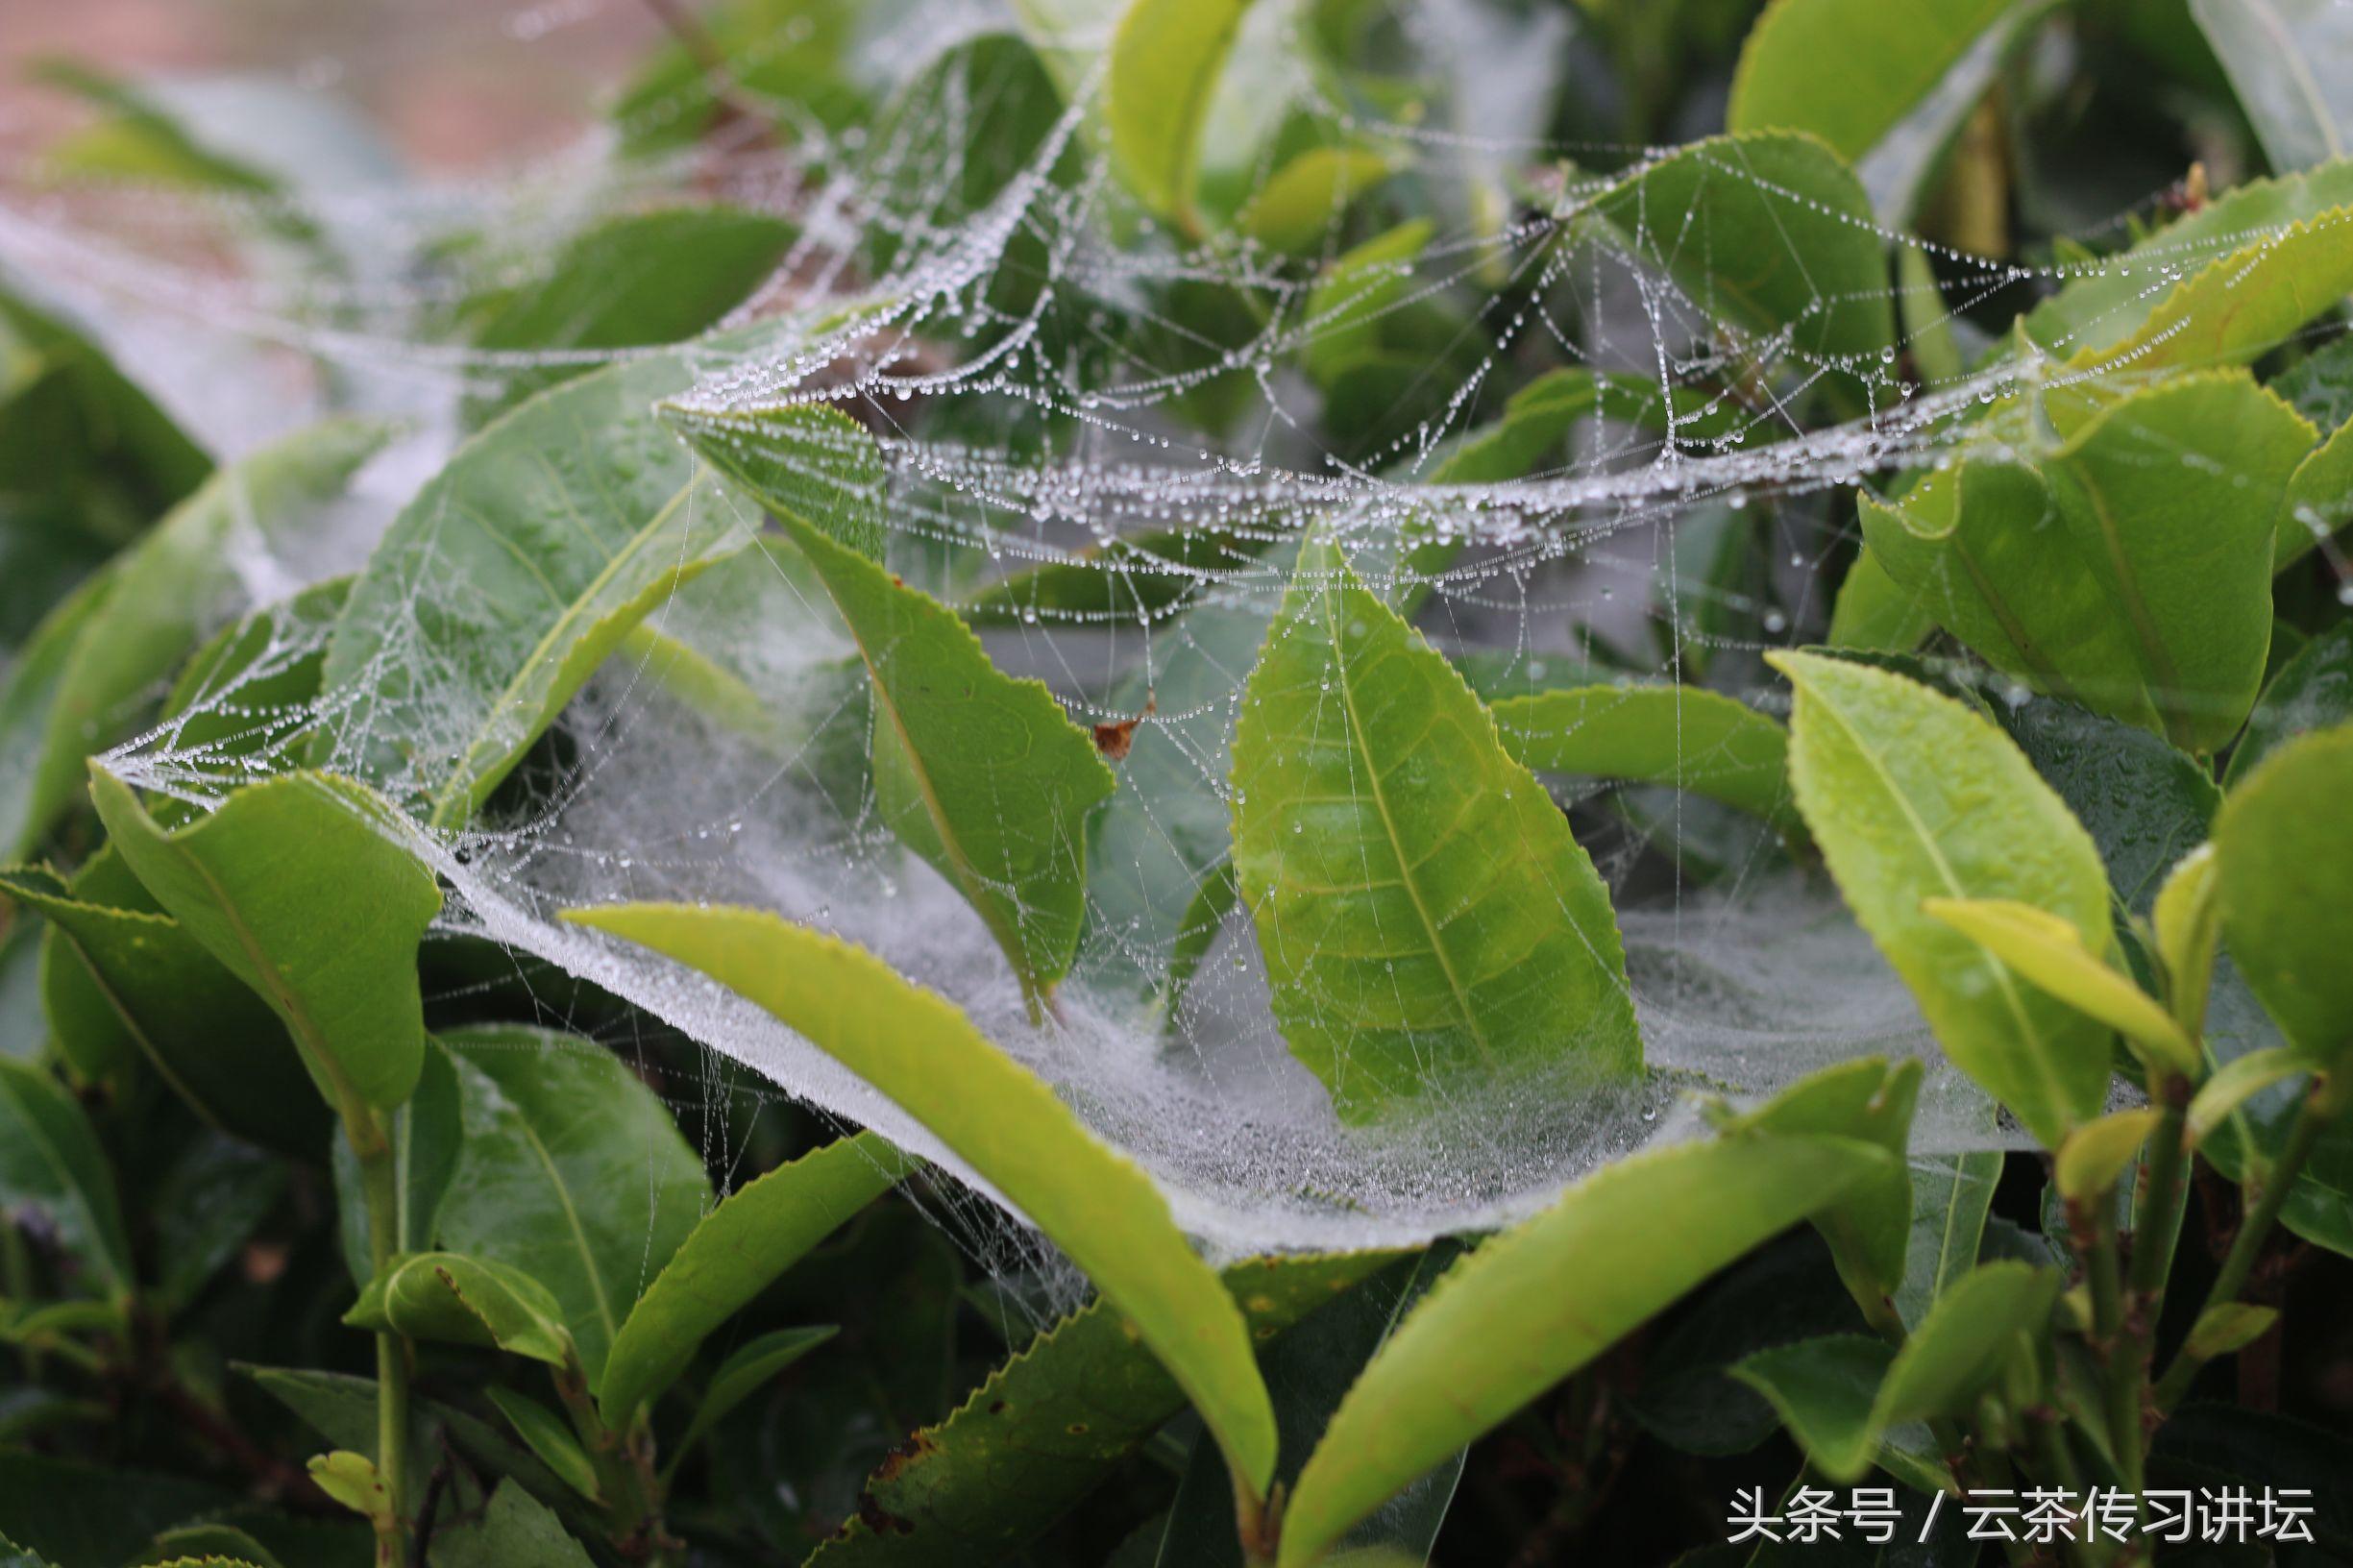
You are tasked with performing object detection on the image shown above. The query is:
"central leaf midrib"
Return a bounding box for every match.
[509,1100,620,1348]
[1318,574,1498,1066]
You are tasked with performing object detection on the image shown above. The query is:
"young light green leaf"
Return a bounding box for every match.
[2227,622,2353,787]
[1769,651,2115,1146]
[306,1452,392,1530]
[1827,549,1932,654]
[88,768,439,1116]
[675,405,1115,1008]
[2055,1109,2162,1200]
[434,1026,710,1385]
[2154,844,2222,1032]
[0,1056,134,1298]
[2276,418,2353,571]
[667,1326,837,1465]
[1275,1135,1894,1566]
[2,855,324,1147]
[1922,897,2199,1078]
[562,902,1283,1499]
[1490,685,1798,831]
[1230,532,1638,1122]
[2188,1046,2310,1146]
[1728,0,2044,222]
[1712,1059,1922,1322]
[1240,147,1395,256]
[317,353,755,826]
[1865,374,2310,752]
[20,419,385,855]
[597,1131,902,1425]
[1735,1260,2059,1482]
[1108,0,1252,226]
[2189,0,2353,175]
[2072,210,2353,379]
[812,1253,1393,1566]
[2213,723,2353,1062]
[463,208,796,422]
[485,1388,601,1504]
[2022,161,2353,359]
[2183,1301,2280,1362]
[344,1251,576,1367]
[1302,221,1432,386]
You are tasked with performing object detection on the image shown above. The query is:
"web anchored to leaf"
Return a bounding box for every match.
[9,0,2351,1271]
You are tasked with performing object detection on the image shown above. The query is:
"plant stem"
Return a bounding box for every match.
[2079,1194,2141,1495]
[2153,1071,2341,1409]
[354,1119,409,1567]
[2108,1087,2190,1489]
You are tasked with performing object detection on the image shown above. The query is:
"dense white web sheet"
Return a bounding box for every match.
[5,0,2277,1266]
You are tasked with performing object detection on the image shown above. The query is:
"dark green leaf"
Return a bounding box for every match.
[2227,621,2353,789]
[430,1480,597,1568]
[0,1056,133,1297]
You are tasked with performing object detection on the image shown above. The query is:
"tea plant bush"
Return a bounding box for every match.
[4,1,2353,1566]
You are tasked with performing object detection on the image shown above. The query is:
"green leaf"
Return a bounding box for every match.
[2228,621,2353,788]
[464,208,796,423]
[562,902,1284,1498]
[0,570,117,859]
[674,405,1115,1006]
[1240,146,1396,256]
[1923,898,2199,1077]
[88,768,439,1116]
[0,1056,133,1297]
[1712,1059,1922,1320]
[1152,1250,1462,1568]
[1275,1136,1895,1567]
[486,1387,601,1504]
[434,1025,710,1384]
[345,1251,576,1366]
[2182,1302,2278,1362]
[962,524,1278,629]
[149,1133,285,1311]
[316,353,755,826]
[1490,685,1798,831]
[2277,412,2353,570]
[0,1456,228,1568]
[17,418,384,855]
[1586,133,1896,399]
[34,61,277,196]
[1867,374,2310,751]
[811,1253,1395,1567]
[1230,532,1638,1121]
[2071,210,2353,380]
[597,1131,901,1425]
[1735,1260,2058,1481]
[2055,1108,2162,1200]
[1897,1147,2002,1329]
[306,1451,392,1529]
[3,852,324,1148]
[2188,1045,2309,1145]
[668,1325,837,1462]
[1828,549,1933,654]
[2155,844,2222,1033]
[1994,696,2220,918]
[1108,0,1253,224]
[431,1479,596,1568]
[2190,0,2353,175]
[2022,161,2353,360]
[133,1523,280,1568]
[1302,221,1431,386]
[610,0,864,156]
[1728,0,2045,221]
[1769,650,2115,1146]
[2214,723,2353,1062]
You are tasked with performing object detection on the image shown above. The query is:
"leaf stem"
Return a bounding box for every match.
[2153,1069,2342,1409]
[355,1118,409,1567]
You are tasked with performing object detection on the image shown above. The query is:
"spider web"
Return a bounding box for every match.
[0,0,2297,1275]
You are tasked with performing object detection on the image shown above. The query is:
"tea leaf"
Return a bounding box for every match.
[0,569,116,857]
[2227,621,2353,787]
[2188,1047,2309,1145]
[1276,1136,1893,1565]
[0,1056,133,1298]
[346,1252,576,1367]
[435,1025,711,1384]
[431,1479,596,1568]
[1923,897,2199,1076]
[2190,0,2353,175]
[669,1326,838,1462]
[562,903,1283,1497]
[1490,685,1798,830]
[317,354,755,826]
[1231,533,1638,1122]
[2213,723,2353,1063]
[1108,0,1251,226]
[1769,651,2114,1146]
[2055,1109,2163,1200]
[89,768,439,1116]
[485,1388,601,1503]
[676,405,1115,1004]
[1240,147,1395,256]
[598,1131,902,1425]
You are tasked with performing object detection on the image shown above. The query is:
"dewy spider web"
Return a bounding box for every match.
[1,0,2309,1273]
